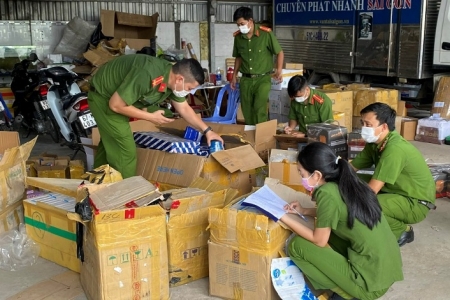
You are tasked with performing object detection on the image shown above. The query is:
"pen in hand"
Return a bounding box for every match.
[289,204,308,221]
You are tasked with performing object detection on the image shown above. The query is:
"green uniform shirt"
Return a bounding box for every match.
[90,55,185,109]
[232,25,282,75]
[288,89,333,133]
[351,131,435,203]
[314,182,404,292]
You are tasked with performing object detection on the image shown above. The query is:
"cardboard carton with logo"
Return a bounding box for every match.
[0,133,36,213]
[208,179,315,300]
[163,179,238,287]
[76,179,169,300]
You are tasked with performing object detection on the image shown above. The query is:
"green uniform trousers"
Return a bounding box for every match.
[239,74,271,125]
[357,173,430,239]
[88,91,137,179]
[377,193,430,239]
[289,236,389,300]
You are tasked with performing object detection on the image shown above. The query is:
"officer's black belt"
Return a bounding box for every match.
[418,200,436,210]
[241,72,270,78]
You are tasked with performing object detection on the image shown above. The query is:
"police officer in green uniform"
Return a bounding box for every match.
[283,142,403,300]
[351,102,436,247]
[88,55,223,178]
[230,7,284,125]
[284,75,333,137]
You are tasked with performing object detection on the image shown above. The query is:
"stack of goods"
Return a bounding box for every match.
[415,117,450,144]
[27,153,85,179]
[428,164,450,198]
[348,130,366,160]
[306,123,348,159]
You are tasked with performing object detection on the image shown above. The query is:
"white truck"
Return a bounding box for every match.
[273,0,450,99]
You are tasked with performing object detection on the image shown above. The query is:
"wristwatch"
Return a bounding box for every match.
[203,126,212,135]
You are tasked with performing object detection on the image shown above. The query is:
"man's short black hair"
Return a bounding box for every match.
[360,102,397,131]
[287,75,308,97]
[172,59,205,85]
[233,7,253,22]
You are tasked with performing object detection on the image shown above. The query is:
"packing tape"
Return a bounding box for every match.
[282,162,291,184]
[0,172,7,211]
[233,282,244,300]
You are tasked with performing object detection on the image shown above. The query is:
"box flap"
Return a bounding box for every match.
[26,177,82,198]
[116,12,154,28]
[274,134,308,143]
[211,145,265,173]
[100,10,116,37]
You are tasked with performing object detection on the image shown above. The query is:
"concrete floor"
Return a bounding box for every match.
[0,132,449,300]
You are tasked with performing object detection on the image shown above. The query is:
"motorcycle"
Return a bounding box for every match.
[10,53,60,142]
[43,66,93,144]
[0,94,13,131]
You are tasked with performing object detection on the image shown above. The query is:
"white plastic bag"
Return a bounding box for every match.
[0,224,40,271]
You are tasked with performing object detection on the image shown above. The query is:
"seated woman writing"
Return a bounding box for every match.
[282,142,403,300]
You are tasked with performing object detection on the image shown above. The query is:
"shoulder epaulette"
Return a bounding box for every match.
[233,30,241,37]
[259,26,272,32]
[312,94,324,104]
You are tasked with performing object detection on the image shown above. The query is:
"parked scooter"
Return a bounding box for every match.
[43,66,92,144]
[10,53,60,142]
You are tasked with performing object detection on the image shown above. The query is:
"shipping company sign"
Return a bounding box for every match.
[274,0,421,26]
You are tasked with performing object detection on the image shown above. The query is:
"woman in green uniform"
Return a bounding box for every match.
[281,142,403,300]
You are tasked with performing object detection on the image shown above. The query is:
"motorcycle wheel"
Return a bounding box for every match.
[45,115,60,143]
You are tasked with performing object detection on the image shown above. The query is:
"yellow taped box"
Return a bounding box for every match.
[208,192,292,299]
[352,88,399,116]
[78,184,169,300]
[23,198,80,273]
[0,133,36,213]
[268,149,307,194]
[0,200,24,234]
[165,178,238,287]
[316,89,353,132]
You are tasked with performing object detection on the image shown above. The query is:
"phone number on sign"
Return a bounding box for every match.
[306,31,329,41]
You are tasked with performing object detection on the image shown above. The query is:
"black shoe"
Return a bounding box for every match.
[398,226,414,247]
[329,293,358,300]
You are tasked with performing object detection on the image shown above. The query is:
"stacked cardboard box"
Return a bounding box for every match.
[27,153,85,179]
[0,133,35,234]
[208,179,315,299]
[431,76,450,119]
[307,123,348,159]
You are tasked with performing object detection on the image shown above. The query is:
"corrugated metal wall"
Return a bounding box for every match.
[0,0,271,23]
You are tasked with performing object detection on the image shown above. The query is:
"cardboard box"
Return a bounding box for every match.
[23,193,79,272]
[0,133,36,213]
[237,104,245,123]
[69,160,85,179]
[91,119,271,194]
[0,200,24,234]
[268,149,306,193]
[284,62,303,70]
[431,76,450,119]
[347,131,365,159]
[78,183,169,300]
[415,117,450,144]
[80,137,95,170]
[333,111,346,128]
[208,180,315,299]
[346,83,370,90]
[100,10,159,50]
[307,123,348,146]
[322,83,346,90]
[352,88,399,116]
[271,69,303,90]
[317,89,353,132]
[274,134,307,151]
[165,179,238,287]
[401,117,418,141]
[397,100,407,117]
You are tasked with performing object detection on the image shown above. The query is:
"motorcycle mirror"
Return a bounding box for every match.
[29,53,38,62]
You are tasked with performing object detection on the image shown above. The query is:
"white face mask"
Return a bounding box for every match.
[361,126,381,143]
[239,24,251,34]
[173,79,190,98]
[295,96,306,103]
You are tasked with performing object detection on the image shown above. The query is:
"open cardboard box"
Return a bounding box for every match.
[101,10,159,50]
[90,118,274,194]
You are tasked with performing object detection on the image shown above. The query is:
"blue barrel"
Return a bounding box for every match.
[209,140,224,153]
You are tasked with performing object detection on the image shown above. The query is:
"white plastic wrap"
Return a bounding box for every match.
[53,17,96,58]
[416,117,450,140]
[0,224,40,271]
[269,151,298,163]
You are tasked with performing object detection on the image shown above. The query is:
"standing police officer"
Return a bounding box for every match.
[230,7,284,125]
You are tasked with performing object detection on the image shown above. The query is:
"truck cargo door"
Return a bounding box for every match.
[435,0,450,64]
[353,0,402,75]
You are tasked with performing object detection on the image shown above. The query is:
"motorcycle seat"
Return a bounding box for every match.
[43,67,74,81]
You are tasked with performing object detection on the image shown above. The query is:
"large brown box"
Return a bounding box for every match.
[431,76,450,119]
